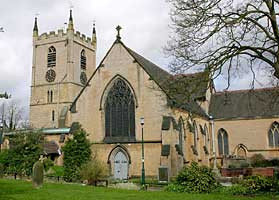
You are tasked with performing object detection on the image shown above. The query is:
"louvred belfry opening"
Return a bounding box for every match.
[105,78,135,143]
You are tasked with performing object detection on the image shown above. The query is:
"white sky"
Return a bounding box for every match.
[0,0,274,118]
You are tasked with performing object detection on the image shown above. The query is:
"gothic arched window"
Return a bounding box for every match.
[105,79,135,142]
[218,128,229,156]
[268,122,279,147]
[80,49,86,70]
[47,46,56,68]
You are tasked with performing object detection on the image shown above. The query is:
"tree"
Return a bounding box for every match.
[0,100,25,131]
[166,0,279,87]
[62,123,91,182]
[5,131,44,177]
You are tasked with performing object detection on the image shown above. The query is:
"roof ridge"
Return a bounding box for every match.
[214,86,279,95]
[173,71,205,77]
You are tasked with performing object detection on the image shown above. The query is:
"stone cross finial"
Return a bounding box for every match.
[116,25,122,41]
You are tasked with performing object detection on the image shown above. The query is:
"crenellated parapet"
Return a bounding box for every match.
[33,10,97,48]
[38,29,66,40]
[74,31,93,46]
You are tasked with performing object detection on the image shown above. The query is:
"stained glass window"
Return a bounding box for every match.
[105,79,135,142]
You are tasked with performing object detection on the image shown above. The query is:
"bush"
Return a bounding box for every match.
[79,159,109,186]
[62,123,91,182]
[250,154,266,167]
[51,166,64,177]
[240,175,279,194]
[0,163,4,178]
[224,184,249,195]
[43,158,54,172]
[222,175,279,196]
[165,162,219,193]
[0,150,9,175]
[250,154,279,167]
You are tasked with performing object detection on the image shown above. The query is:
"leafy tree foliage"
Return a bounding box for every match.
[0,131,44,177]
[166,0,279,86]
[62,123,91,182]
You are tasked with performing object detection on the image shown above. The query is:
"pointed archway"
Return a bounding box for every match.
[108,145,131,180]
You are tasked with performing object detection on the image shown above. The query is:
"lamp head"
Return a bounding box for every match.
[140,117,144,126]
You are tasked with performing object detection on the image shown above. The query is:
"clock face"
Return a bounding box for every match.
[45,69,56,82]
[80,72,87,85]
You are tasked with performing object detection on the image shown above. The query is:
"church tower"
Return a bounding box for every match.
[30,10,97,128]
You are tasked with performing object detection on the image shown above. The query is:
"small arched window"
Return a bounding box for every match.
[50,91,53,103]
[191,121,198,155]
[47,46,56,68]
[268,122,279,147]
[204,124,209,147]
[47,91,50,103]
[52,110,55,121]
[178,117,184,156]
[47,90,53,103]
[193,121,198,148]
[80,49,86,70]
[218,128,229,156]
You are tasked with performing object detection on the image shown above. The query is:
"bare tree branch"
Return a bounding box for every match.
[166,0,279,83]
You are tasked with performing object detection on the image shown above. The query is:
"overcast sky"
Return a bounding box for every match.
[0,0,274,118]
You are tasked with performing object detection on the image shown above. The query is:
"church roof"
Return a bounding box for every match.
[43,141,60,155]
[123,43,209,117]
[209,87,279,120]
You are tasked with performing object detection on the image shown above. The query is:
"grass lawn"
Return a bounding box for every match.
[0,178,277,200]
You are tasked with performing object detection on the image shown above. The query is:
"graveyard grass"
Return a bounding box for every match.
[0,179,277,200]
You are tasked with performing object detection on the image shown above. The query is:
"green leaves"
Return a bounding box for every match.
[0,131,44,176]
[62,123,91,182]
[166,162,219,193]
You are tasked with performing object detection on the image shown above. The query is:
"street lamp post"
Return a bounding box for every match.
[140,117,145,187]
[209,116,220,176]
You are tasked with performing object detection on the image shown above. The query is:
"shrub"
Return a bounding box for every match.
[43,158,54,172]
[32,161,44,188]
[164,183,185,193]
[240,175,279,194]
[250,154,266,167]
[0,150,9,175]
[239,160,250,168]
[51,165,64,177]
[0,163,4,178]
[62,123,91,182]
[224,184,249,195]
[166,162,219,193]
[79,159,109,186]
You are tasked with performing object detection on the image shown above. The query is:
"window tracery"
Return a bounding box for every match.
[105,79,135,142]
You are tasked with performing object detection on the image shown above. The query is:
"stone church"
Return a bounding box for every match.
[28,11,279,180]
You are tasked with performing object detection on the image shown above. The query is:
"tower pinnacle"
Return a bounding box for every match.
[33,17,38,37]
[92,22,97,45]
[67,9,74,31]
